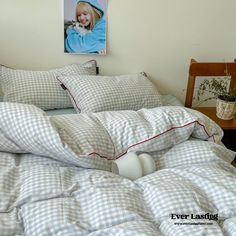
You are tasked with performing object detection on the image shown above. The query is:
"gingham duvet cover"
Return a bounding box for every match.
[0,102,236,236]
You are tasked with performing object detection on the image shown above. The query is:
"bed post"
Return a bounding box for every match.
[185,59,197,108]
[232,59,236,90]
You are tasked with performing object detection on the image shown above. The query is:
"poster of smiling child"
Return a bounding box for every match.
[64,0,107,55]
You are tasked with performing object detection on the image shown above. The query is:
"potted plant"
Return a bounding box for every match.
[196,77,236,120]
[216,89,236,120]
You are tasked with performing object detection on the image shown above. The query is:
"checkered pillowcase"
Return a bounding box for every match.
[58,73,163,113]
[0,60,97,110]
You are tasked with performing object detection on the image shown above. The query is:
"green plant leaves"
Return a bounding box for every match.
[196,77,236,102]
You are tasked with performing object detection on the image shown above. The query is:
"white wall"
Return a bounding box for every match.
[1,0,236,102]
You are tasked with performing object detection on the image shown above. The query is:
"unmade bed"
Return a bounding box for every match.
[0,61,236,236]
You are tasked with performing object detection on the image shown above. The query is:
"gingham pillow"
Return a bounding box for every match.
[0,60,97,110]
[58,73,163,113]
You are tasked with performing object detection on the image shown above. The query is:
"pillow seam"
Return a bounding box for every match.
[56,76,81,113]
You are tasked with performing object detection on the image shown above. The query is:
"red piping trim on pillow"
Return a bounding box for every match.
[88,120,216,160]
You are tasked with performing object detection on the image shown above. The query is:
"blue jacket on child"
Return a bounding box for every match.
[65,0,106,54]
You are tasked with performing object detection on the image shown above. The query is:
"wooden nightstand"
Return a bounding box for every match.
[196,107,236,151]
[232,161,236,167]
[184,59,236,165]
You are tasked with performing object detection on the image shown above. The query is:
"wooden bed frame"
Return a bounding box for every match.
[185,58,236,108]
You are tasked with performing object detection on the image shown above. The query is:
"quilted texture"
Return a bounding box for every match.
[0,60,97,110]
[58,73,163,113]
[0,103,226,169]
[0,103,236,235]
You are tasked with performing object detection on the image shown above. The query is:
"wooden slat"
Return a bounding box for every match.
[189,62,236,77]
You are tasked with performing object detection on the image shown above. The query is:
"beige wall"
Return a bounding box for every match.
[1,0,236,102]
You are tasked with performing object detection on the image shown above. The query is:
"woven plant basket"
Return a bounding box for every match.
[216,98,236,120]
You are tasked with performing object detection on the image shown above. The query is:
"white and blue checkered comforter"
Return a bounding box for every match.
[0,102,235,236]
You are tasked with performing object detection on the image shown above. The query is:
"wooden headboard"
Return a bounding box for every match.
[185,59,236,108]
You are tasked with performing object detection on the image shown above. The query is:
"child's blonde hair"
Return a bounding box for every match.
[76,2,102,30]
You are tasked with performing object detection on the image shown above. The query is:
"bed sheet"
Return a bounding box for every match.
[0,94,183,115]
[44,94,183,116]
[0,102,236,235]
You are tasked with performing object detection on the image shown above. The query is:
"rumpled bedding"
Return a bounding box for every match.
[0,102,235,236]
